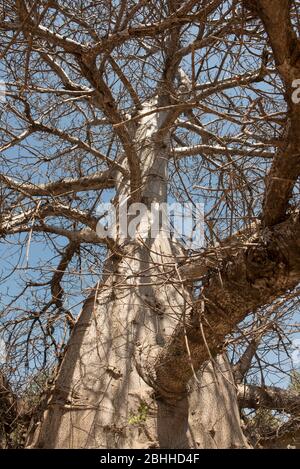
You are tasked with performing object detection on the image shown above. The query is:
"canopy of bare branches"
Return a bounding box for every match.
[0,0,299,449]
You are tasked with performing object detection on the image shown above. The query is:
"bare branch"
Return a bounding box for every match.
[238,383,300,414]
[154,213,300,401]
[0,169,116,197]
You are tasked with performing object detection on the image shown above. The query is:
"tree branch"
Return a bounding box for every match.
[233,338,262,384]
[243,0,300,226]
[237,383,300,414]
[0,169,116,196]
[173,143,274,159]
[154,212,300,401]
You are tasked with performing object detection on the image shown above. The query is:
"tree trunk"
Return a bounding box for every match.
[26,100,249,449]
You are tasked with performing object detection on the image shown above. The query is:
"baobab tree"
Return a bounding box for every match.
[0,0,300,449]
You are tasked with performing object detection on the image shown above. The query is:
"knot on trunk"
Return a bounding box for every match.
[245,234,289,286]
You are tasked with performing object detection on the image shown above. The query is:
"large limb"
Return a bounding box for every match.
[152,0,300,404]
[0,204,110,245]
[237,383,300,413]
[154,213,300,401]
[243,0,300,226]
[0,169,116,196]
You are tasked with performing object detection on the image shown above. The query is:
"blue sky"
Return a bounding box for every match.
[0,4,299,391]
